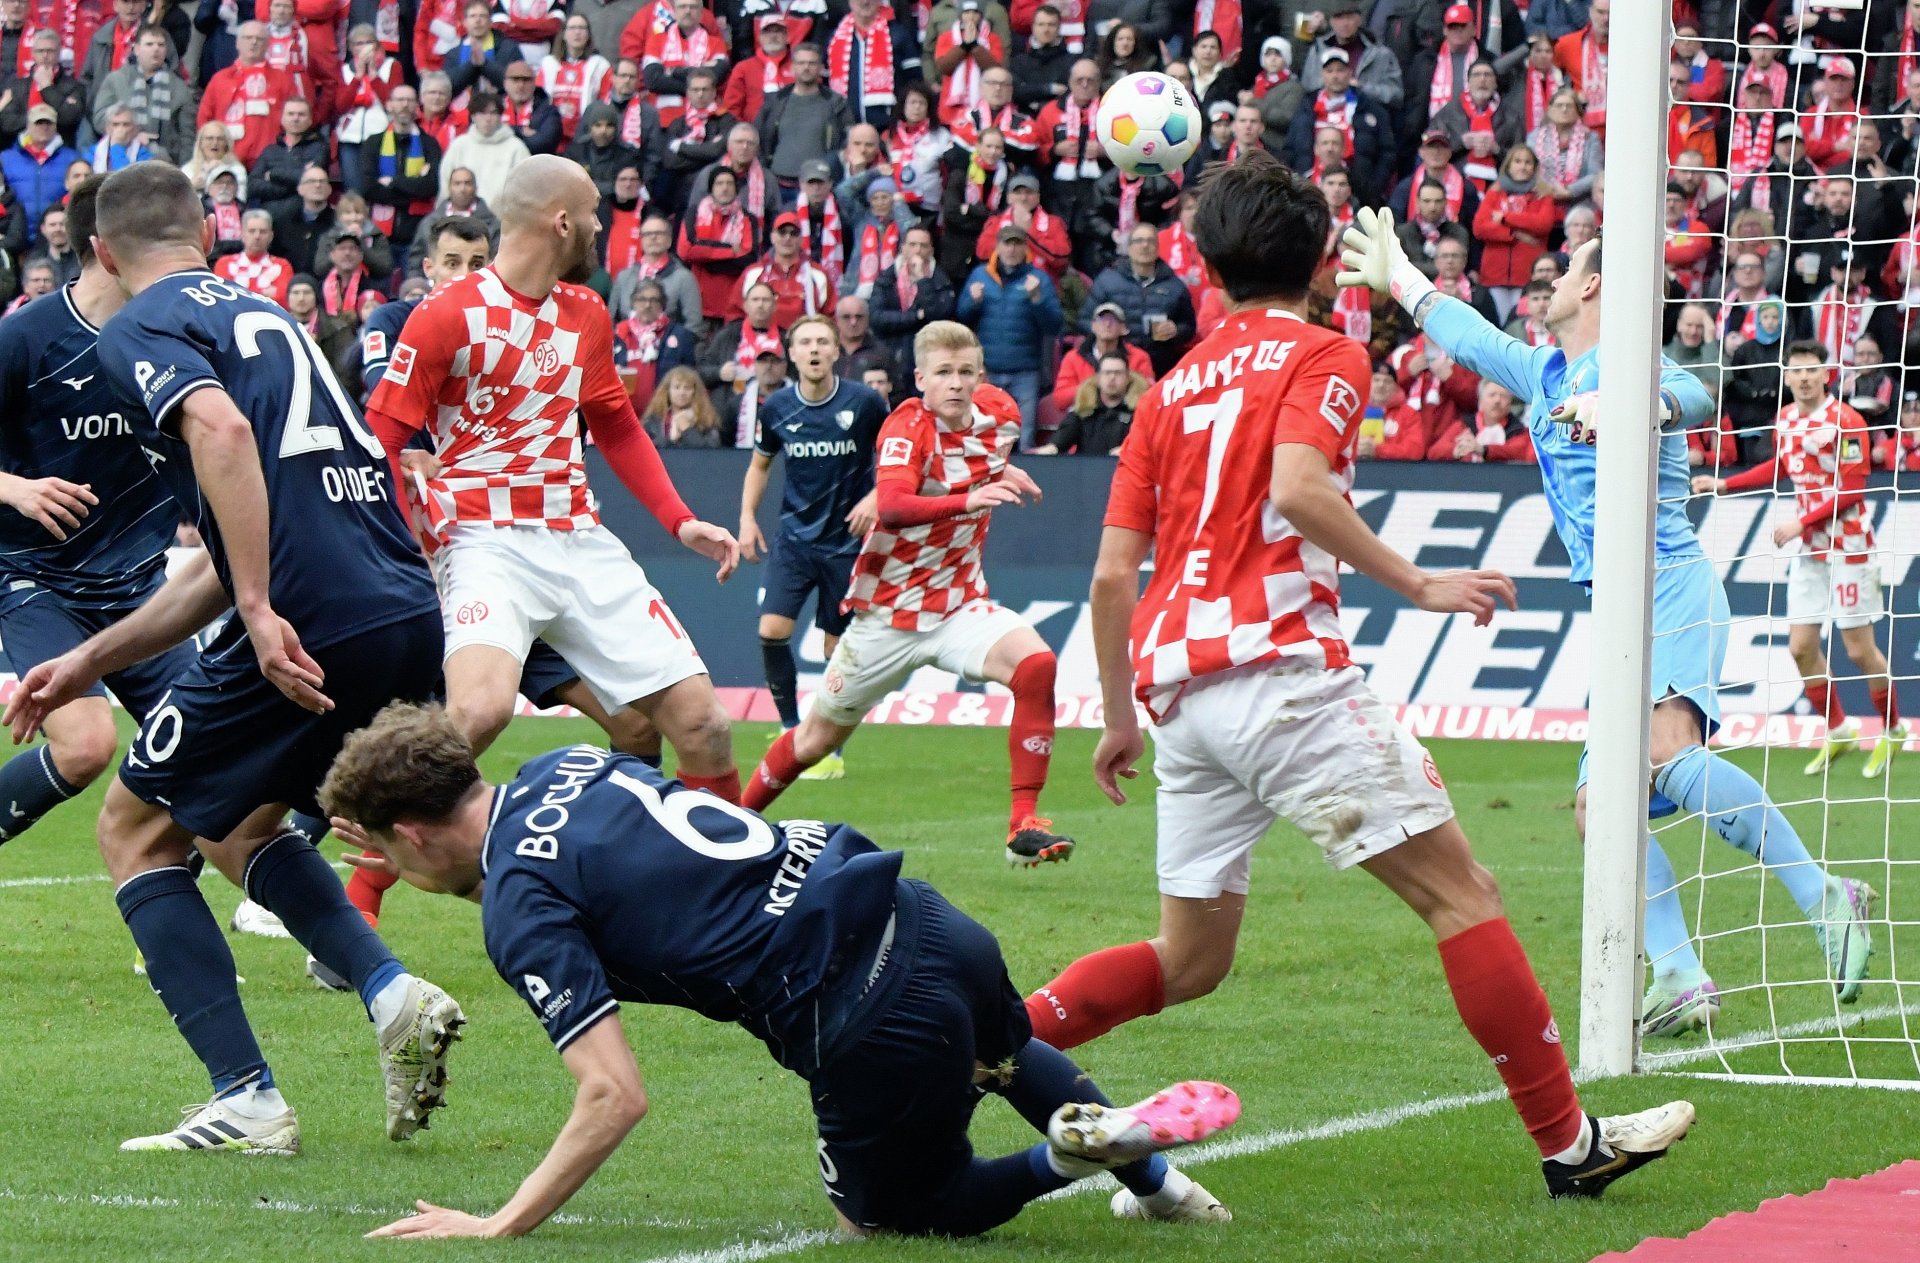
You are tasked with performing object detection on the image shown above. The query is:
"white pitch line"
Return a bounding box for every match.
[1639,1002,1920,1069]
[0,872,107,889]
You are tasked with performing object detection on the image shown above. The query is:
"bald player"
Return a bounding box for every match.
[363,156,746,801]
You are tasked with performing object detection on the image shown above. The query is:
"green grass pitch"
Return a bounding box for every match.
[1,720,1916,1262]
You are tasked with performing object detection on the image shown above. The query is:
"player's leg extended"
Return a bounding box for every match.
[747,709,860,809]
[760,611,805,732]
[634,674,739,801]
[1790,622,1855,775]
[1840,619,1907,777]
[1025,891,1237,1050]
[978,625,1071,863]
[0,695,116,845]
[100,784,297,1154]
[443,643,527,755]
[747,612,902,809]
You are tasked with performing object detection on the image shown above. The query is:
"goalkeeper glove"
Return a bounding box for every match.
[1335,207,1435,318]
[1544,391,1675,438]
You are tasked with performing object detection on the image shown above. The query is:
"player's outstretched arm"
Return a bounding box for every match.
[1271,442,1516,625]
[1088,525,1150,805]
[367,1015,648,1240]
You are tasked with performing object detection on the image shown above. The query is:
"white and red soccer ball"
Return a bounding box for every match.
[1096,71,1202,177]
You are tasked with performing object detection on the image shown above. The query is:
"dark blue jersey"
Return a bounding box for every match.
[357,295,417,403]
[482,745,905,1077]
[753,378,886,551]
[97,269,438,651]
[0,284,178,616]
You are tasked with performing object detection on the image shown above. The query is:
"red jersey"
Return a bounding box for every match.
[1105,309,1365,717]
[213,250,293,307]
[367,266,628,546]
[843,385,1022,632]
[1728,398,1875,562]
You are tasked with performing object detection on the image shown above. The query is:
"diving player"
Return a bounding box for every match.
[737,313,886,781]
[4,162,465,1154]
[1337,208,1876,1032]
[321,702,1239,1238]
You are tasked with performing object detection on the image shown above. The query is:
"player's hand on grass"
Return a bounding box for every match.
[845,489,878,538]
[0,474,96,542]
[1691,474,1726,495]
[1411,569,1516,627]
[2,652,98,743]
[241,607,333,713]
[679,520,740,582]
[738,517,767,562]
[1334,207,1409,294]
[1093,724,1145,805]
[366,1200,504,1239]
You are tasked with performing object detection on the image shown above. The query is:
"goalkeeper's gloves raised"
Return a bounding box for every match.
[1544,391,1675,438]
[1335,207,1435,318]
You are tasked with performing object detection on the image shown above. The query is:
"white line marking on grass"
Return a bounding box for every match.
[0,873,107,889]
[1639,1002,1920,1069]
[633,1229,839,1263]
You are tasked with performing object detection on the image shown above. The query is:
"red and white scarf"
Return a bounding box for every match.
[680,101,715,142]
[799,194,843,280]
[1889,226,1920,304]
[542,57,609,137]
[1406,163,1465,220]
[733,321,783,372]
[728,158,770,216]
[1459,96,1499,183]
[323,265,366,317]
[696,195,749,248]
[894,258,922,311]
[1728,108,1774,202]
[855,218,899,290]
[1322,201,1353,261]
[619,95,651,146]
[1252,67,1288,98]
[1312,90,1357,158]
[963,154,1006,209]
[1162,220,1202,287]
[266,22,309,77]
[1192,0,1240,61]
[656,21,715,66]
[937,22,1001,122]
[1428,41,1478,119]
[622,312,669,362]
[1815,283,1871,364]
[1578,31,1606,116]
[1741,59,1788,108]
[1050,93,1100,180]
[1533,124,1590,188]
[423,0,462,61]
[1897,21,1920,106]
[1522,66,1559,131]
[634,251,670,280]
[1332,283,1370,346]
[827,13,895,109]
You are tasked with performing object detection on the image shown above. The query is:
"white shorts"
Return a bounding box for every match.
[812,601,1030,726]
[433,522,707,712]
[1786,553,1884,629]
[1152,662,1456,898]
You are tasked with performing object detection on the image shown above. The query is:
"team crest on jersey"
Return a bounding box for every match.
[532,340,561,374]
[386,343,415,386]
[836,409,855,430]
[455,600,489,625]
[1422,753,1444,789]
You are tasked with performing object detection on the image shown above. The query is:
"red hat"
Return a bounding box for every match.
[1748,21,1779,40]
[773,211,802,231]
[1823,55,1856,78]
[1442,3,1473,25]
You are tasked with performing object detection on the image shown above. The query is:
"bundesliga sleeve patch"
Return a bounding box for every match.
[1320,376,1360,434]
[386,343,415,387]
[363,330,387,359]
[879,436,915,467]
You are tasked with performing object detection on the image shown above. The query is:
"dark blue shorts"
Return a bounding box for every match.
[0,589,196,724]
[760,537,858,637]
[808,880,1031,1233]
[118,611,444,841]
[519,641,580,711]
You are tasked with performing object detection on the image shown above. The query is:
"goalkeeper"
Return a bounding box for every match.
[1338,211,1876,1035]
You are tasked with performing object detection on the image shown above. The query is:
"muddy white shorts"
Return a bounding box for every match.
[1151,661,1456,898]
[811,601,1030,726]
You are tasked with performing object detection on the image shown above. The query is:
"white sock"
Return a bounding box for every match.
[1548,1118,1594,1166]
[222,1086,289,1120]
[368,973,415,1031]
[1137,1166,1193,1213]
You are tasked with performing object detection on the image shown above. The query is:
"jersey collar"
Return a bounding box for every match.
[59,282,98,334]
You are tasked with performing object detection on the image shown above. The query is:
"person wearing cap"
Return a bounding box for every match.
[1010,4,1073,112]
[1285,42,1393,204]
[973,170,1069,278]
[1409,2,1490,128]
[1665,61,1717,169]
[758,41,856,193]
[1085,218,1193,376]
[1184,98,1238,179]
[1391,126,1478,229]
[566,101,642,197]
[726,0,822,63]
[657,69,736,211]
[792,155,849,282]
[1549,0,1606,135]
[846,175,918,296]
[955,220,1061,445]
[733,207,837,328]
[1299,0,1403,112]
[1,102,80,245]
[1049,298,1150,412]
[1802,55,1861,173]
[721,14,795,123]
[1660,181,1713,298]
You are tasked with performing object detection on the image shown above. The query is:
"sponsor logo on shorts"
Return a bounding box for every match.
[531,341,561,374]
[386,344,415,386]
[1422,753,1445,789]
[1542,1020,1561,1045]
[1022,735,1053,756]
[455,600,489,625]
[824,667,845,694]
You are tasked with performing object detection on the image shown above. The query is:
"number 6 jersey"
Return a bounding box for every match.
[97,268,438,650]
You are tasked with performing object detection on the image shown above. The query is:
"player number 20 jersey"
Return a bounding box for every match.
[1105,309,1365,717]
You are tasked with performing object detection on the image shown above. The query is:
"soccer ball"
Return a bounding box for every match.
[1096,72,1202,178]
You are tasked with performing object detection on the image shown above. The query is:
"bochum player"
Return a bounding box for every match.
[320,703,1239,1238]
[1337,208,1876,1033]
[5,162,465,1153]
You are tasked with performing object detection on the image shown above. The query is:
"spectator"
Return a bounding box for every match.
[1034,55,1104,216]
[884,81,952,216]
[1724,79,1778,210]
[700,279,783,429]
[1871,390,1920,472]
[80,0,157,97]
[493,0,565,65]
[933,0,1006,128]
[1806,248,1892,368]
[1722,299,1786,462]
[845,176,915,297]
[91,26,191,159]
[757,42,854,196]
[410,165,499,263]
[829,123,888,221]
[364,83,442,249]
[655,66,730,209]
[1664,302,1721,414]
[215,206,295,303]
[691,121,779,225]
[1841,335,1896,423]
[4,256,50,311]
[1427,379,1535,464]
[1740,21,1788,108]
[1503,276,1556,345]
[927,0,1011,82]
[679,164,762,316]
[335,23,402,189]
[1802,56,1859,174]
[1662,182,1711,298]
[248,100,327,214]
[1185,100,1235,178]
[1526,85,1597,214]
[1395,336,1478,452]
[956,222,1061,444]
[440,91,529,203]
[330,191,396,288]
[199,22,295,167]
[614,277,697,405]
[497,57,562,154]
[727,0,822,58]
[446,0,509,100]
[24,204,74,284]
[854,353,897,405]
[948,61,1037,158]
[270,162,337,272]
[1714,250,1779,342]
[643,0,728,127]
[610,212,703,328]
[1430,236,1497,323]
[1078,159,1177,275]
[194,0,243,84]
[779,158,843,282]
[263,0,313,106]
[0,33,77,151]
[89,106,159,171]
[570,101,643,197]
[870,222,953,360]
[1393,127,1479,227]
[1410,3,1485,129]
[1086,220,1192,377]
[318,228,372,322]
[1366,357,1439,461]
[596,161,647,274]
[205,167,248,252]
[183,121,243,195]
[1186,29,1237,114]
[1397,179,1471,278]
[536,21,610,146]
[1011,4,1071,112]
[642,364,724,447]
[1550,0,1605,134]
[417,72,466,150]
[722,14,792,125]
[1,105,79,244]
[1050,298,1148,410]
[1665,60,1716,169]
[731,207,833,324]
[413,0,462,73]
[1300,0,1404,112]
[1159,185,1203,305]
[1286,46,1394,205]
[1034,350,1136,454]
[1434,61,1516,187]
[1091,18,1155,88]
[1473,143,1552,322]
[832,293,889,376]
[974,170,1066,277]
[828,0,908,131]
[0,0,39,80]
[939,123,1007,279]
[270,0,347,122]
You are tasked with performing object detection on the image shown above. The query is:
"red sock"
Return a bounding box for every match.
[742,729,806,811]
[682,768,742,805]
[1023,940,1165,1051]
[1436,919,1585,1158]
[1006,653,1057,830]
[1871,683,1901,731]
[346,856,397,924]
[1805,679,1846,729]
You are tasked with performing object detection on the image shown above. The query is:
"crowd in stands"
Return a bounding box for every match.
[2,0,1918,467]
